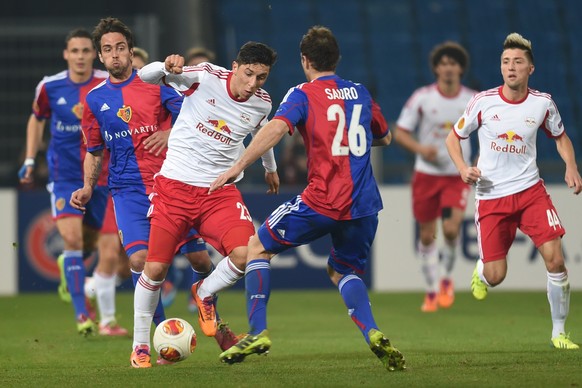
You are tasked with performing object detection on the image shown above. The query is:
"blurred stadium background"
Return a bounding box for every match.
[1,0,581,294]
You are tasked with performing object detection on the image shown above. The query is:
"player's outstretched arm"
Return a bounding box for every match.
[209,119,288,193]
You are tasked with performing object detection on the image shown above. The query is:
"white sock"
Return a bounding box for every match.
[547,271,569,339]
[115,274,124,287]
[198,257,244,298]
[93,271,116,326]
[440,238,457,277]
[418,241,439,293]
[133,273,164,349]
[476,259,491,287]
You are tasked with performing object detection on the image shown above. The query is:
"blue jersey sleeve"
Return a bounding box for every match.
[160,85,184,124]
[274,87,309,130]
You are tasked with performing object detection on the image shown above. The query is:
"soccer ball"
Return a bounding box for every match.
[84,276,96,299]
[153,318,197,362]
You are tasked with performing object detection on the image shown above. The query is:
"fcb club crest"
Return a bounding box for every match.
[117,105,132,123]
[71,102,84,119]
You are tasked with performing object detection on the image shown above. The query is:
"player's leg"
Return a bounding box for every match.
[83,187,120,332]
[438,178,470,308]
[219,195,319,364]
[418,220,439,312]
[55,216,94,334]
[412,172,441,312]
[95,232,128,336]
[471,197,515,300]
[520,182,577,349]
[329,215,405,371]
[180,234,238,350]
[437,207,464,307]
[537,238,578,349]
[191,186,253,336]
[219,234,275,364]
[130,226,178,369]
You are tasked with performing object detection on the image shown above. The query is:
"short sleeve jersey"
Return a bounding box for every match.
[274,75,389,220]
[453,86,565,199]
[33,69,108,184]
[154,63,272,187]
[83,70,183,193]
[396,83,476,175]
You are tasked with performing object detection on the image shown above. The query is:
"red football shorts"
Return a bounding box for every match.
[411,171,470,223]
[101,194,118,234]
[149,174,255,259]
[475,180,565,262]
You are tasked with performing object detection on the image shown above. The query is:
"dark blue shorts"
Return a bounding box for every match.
[257,195,378,275]
[47,180,108,230]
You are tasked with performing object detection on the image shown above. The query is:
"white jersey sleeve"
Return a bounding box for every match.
[138,61,204,92]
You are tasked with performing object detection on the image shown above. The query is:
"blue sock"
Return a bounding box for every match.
[64,251,87,319]
[132,270,166,326]
[191,262,214,284]
[338,274,378,343]
[245,259,271,335]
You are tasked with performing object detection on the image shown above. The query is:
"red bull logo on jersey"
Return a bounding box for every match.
[496,131,524,143]
[117,105,132,123]
[492,131,526,154]
[196,121,233,145]
[72,102,83,120]
[207,119,232,135]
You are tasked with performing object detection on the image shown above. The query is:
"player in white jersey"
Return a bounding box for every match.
[446,33,582,349]
[394,42,476,312]
[130,42,279,365]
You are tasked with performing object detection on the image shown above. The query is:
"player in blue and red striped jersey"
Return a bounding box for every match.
[211,26,406,371]
[70,17,237,368]
[18,28,114,336]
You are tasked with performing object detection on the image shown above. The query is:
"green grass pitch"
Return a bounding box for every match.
[1,290,581,387]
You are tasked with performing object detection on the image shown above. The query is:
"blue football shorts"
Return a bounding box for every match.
[47,180,108,230]
[257,195,378,275]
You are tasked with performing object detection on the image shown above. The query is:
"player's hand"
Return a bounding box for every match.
[265,171,279,194]
[18,159,35,185]
[70,186,94,212]
[144,130,170,156]
[165,55,185,74]
[209,167,241,194]
[419,145,438,163]
[460,166,481,185]
[564,167,582,195]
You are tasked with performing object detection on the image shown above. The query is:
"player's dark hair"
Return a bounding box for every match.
[430,41,470,76]
[65,28,92,47]
[300,26,340,72]
[235,42,277,67]
[91,17,134,53]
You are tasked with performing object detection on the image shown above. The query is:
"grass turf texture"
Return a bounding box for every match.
[1,290,581,387]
